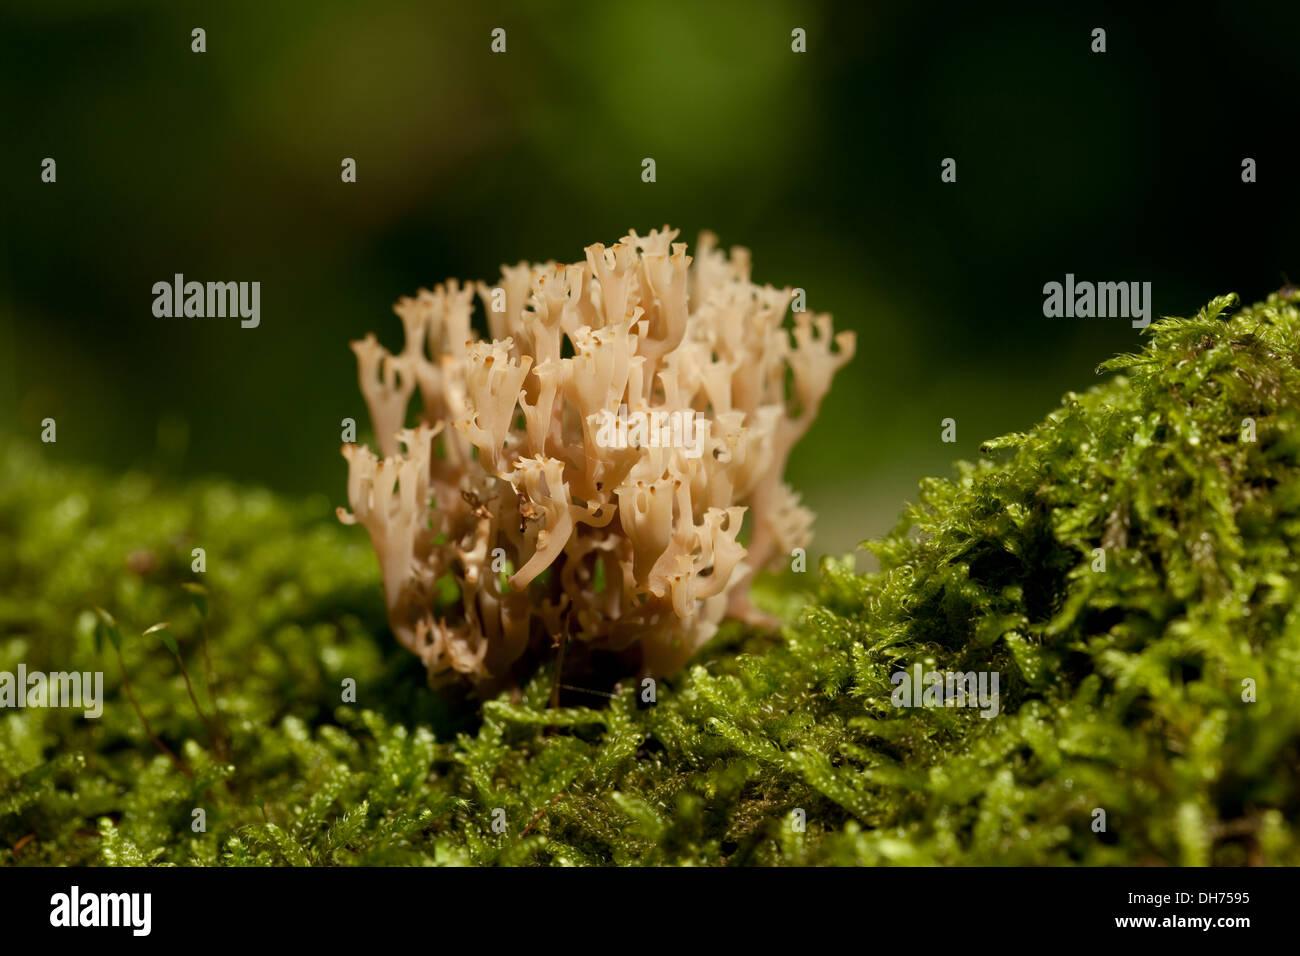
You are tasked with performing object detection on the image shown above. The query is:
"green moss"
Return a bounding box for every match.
[3,290,1300,865]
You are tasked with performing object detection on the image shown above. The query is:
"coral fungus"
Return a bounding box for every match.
[339,228,854,684]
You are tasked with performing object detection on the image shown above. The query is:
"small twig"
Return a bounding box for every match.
[558,683,618,701]
[1211,817,1259,839]
[12,833,35,856]
[520,791,566,838]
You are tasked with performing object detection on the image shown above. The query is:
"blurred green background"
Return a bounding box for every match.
[2,0,1298,560]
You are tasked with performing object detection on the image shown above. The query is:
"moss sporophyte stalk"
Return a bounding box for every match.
[3,288,1300,865]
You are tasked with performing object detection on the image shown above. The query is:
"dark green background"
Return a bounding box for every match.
[3,0,1296,557]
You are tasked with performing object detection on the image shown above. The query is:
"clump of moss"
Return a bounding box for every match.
[785,289,1300,865]
[2,290,1298,865]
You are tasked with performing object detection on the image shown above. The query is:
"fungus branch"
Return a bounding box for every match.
[340,227,855,685]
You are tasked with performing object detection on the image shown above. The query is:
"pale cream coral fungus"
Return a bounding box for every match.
[339,227,855,685]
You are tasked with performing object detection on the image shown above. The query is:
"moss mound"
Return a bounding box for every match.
[3,290,1299,865]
